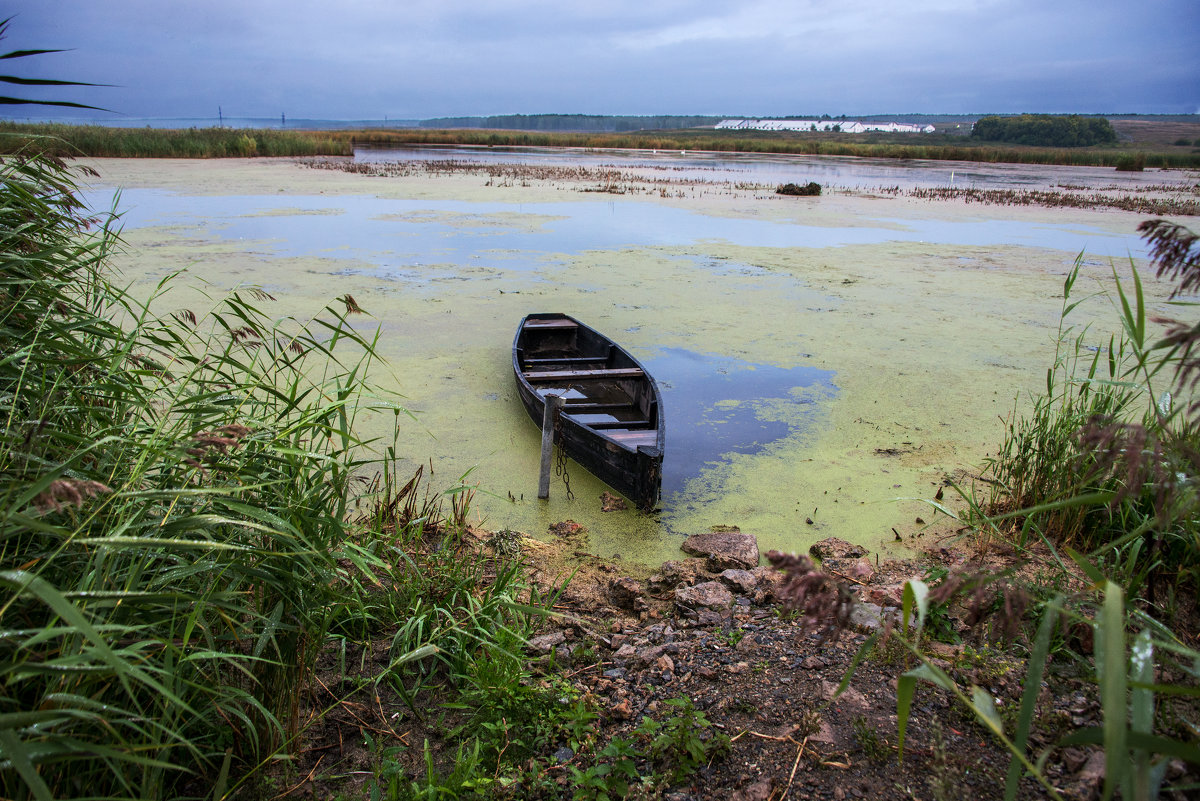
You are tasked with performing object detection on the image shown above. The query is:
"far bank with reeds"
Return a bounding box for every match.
[4,121,1199,168]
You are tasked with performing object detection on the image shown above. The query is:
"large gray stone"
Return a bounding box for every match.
[681,529,759,571]
[718,568,757,595]
[648,558,710,591]
[526,631,566,654]
[607,577,645,610]
[674,580,734,620]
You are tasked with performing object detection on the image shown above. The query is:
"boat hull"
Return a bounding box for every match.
[513,313,664,509]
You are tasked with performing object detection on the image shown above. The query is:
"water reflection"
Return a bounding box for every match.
[102,188,1150,265]
[356,144,1192,193]
[648,347,832,497]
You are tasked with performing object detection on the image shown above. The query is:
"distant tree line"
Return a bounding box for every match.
[419,114,723,132]
[971,114,1118,147]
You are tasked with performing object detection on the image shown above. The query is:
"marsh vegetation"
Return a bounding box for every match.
[3,120,1199,169]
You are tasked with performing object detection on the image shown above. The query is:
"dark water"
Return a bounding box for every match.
[647,347,831,497]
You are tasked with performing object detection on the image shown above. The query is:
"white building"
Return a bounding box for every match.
[715,119,934,134]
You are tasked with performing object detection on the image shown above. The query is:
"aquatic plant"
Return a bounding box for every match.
[0,121,352,157]
[4,120,1198,168]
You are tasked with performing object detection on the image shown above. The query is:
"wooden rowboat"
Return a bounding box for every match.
[513,313,664,509]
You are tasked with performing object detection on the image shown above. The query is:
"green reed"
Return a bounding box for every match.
[979,253,1199,595]
[0,121,352,157]
[4,121,1197,168]
[0,144,538,799]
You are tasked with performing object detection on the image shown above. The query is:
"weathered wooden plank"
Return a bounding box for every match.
[604,430,659,447]
[524,356,607,365]
[524,367,645,382]
[524,318,579,330]
[585,420,651,430]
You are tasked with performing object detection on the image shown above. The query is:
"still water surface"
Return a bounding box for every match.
[356,143,1192,192]
[96,149,1176,561]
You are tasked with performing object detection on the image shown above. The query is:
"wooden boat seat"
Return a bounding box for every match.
[523,319,578,330]
[563,400,636,411]
[604,430,659,448]
[523,356,608,366]
[523,367,645,382]
[585,420,651,430]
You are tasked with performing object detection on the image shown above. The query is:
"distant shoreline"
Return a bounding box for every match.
[3,118,1199,170]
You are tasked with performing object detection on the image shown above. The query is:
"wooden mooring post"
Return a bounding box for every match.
[537,394,564,499]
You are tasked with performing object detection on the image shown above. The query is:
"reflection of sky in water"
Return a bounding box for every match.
[98,189,1150,269]
[356,145,1192,193]
[645,347,832,498]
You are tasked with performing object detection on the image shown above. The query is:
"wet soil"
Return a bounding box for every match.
[276,524,1197,801]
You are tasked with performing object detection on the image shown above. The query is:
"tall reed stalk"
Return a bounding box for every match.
[0,148,397,798]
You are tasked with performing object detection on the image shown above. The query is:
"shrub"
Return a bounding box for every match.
[777,181,822,196]
[971,114,1118,147]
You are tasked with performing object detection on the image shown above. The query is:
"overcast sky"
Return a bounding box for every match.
[6,0,1198,121]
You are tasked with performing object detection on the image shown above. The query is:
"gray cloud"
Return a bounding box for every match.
[6,0,1197,119]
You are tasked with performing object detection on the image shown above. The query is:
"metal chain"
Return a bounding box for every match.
[552,406,574,502]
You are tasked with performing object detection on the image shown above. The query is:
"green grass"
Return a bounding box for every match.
[979,255,1200,595]
[3,121,1199,168]
[852,224,1200,801]
[0,145,560,800]
[0,121,352,157]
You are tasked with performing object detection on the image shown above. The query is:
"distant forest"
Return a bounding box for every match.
[971,114,1119,147]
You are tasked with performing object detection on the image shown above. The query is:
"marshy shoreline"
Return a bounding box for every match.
[83,154,1195,563]
[5,150,1196,800]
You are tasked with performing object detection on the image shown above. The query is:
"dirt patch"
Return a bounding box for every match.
[274,524,1195,800]
[1110,119,1200,146]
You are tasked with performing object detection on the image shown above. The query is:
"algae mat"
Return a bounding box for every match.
[84,157,1180,565]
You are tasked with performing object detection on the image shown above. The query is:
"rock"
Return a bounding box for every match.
[809,719,841,746]
[613,644,637,660]
[822,680,869,713]
[823,556,876,583]
[674,581,734,620]
[809,537,868,560]
[864,584,904,608]
[635,645,666,666]
[649,558,711,591]
[849,602,884,631]
[1060,748,1087,773]
[749,565,785,603]
[682,529,760,570]
[553,746,574,763]
[732,779,774,801]
[526,631,566,654]
[1074,749,1106,800]
[607,577,645,610]
[718,568,758,594]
